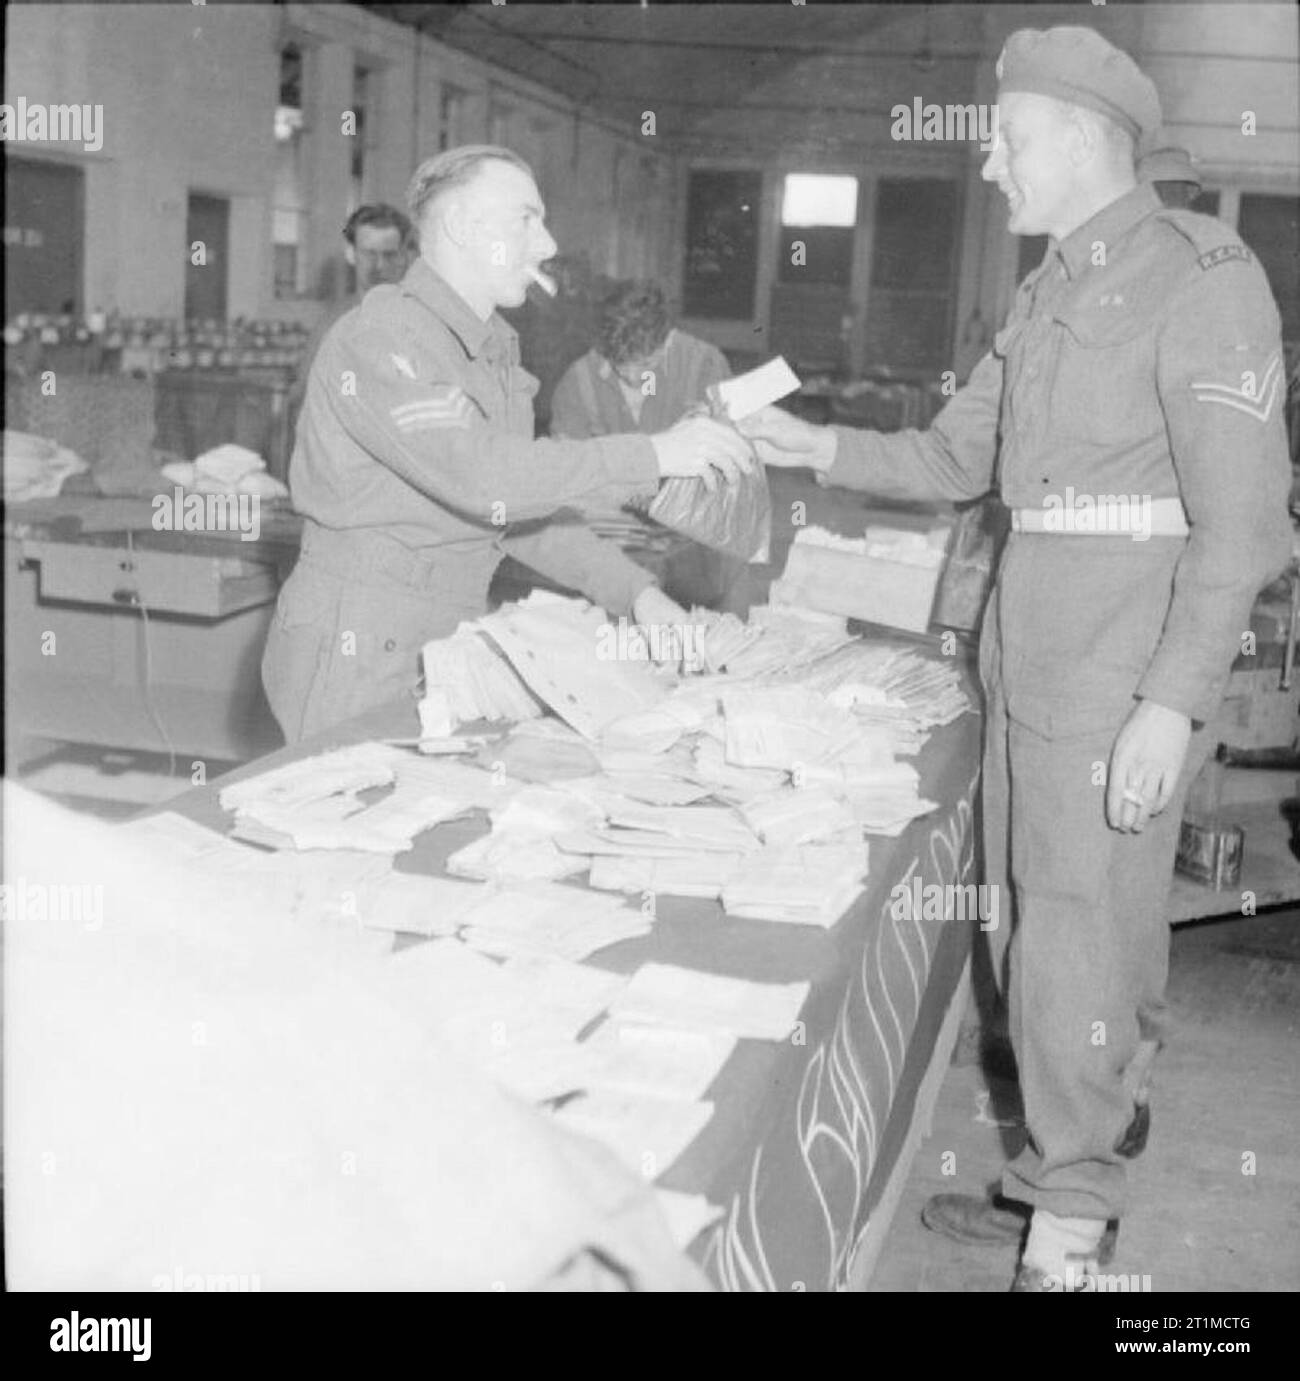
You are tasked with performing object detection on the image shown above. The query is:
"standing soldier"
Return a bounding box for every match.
[263,145,751,742]
[287,204,419,435]
[1137,134,1204,210]
[741,27,1292,1290]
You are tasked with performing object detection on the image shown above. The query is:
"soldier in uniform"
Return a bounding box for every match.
[263,145,752,742]
[287,204,419,435]
[740,27,1292,1290]
[1137,134,1204,210]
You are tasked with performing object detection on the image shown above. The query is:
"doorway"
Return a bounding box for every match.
[185,192,230,322]
[4,156,85,316]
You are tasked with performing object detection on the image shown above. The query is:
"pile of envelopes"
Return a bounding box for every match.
[154,584,976,1225]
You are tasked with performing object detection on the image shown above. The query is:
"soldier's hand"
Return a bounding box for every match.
[650,416,754,492]
[735,405,837,473]
[1106,699,1193,833]
[631,586,698,670]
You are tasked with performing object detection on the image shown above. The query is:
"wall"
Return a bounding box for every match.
[5,3,281,320]
[6,4,1294,349]
[673,3,1299,378]
[2,2,679,323]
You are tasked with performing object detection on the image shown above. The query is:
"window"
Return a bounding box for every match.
[273,44,306,299]
[489,100,514,148]
[1018,234,1049,283]
[351,65,371,211]
[781,174,859,227]
[862,177,961,375]
[4,157,84,316]
[682,169,761,320]
[439,84,467,152]
[778,173,858,286]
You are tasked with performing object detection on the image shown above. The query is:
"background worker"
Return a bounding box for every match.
[1137,133,1204,209]
[263,145,752,743]
[287,204,419,434]
[550,279,749,611]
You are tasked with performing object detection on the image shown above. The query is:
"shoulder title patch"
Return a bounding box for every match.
[1198,244,1254,272]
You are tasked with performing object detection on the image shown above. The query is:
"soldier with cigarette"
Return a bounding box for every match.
[263,145,752,742]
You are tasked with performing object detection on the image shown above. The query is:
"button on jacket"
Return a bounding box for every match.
[262,258,661,742]
[826,181,1292,729]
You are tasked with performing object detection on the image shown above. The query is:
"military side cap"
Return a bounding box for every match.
[1137,136,1201,188]
[996,26,1162,141]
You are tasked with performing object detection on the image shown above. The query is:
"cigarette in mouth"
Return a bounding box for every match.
[528,265,558,296]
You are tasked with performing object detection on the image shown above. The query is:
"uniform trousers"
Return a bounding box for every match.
[263,523,495,743]
[978,537,1213,1221]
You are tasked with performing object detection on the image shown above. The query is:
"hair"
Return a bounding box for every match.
[1054,100,1136,170]
[406,145,534,227]
[597,280,672,367]
[342,203,416,247]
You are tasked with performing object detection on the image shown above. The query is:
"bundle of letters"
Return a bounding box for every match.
[124,802,808,1225]
[150,587,976,1213]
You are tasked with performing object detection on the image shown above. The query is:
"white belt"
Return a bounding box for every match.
[1009,496,1189,537]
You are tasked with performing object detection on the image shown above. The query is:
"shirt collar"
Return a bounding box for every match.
[400,257,512,360]
[1055,181,1161,279]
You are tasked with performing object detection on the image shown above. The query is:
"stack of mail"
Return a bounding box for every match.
[357,872,488,937]
[382,939,609,1102]
[219,743,490,854]
[458,882,650,962]
[688,736,787,803]
[712,604,855,682]
[582,1021,736,1102]
[475,592,669,741]
[551,1092,715,1179]
[721,842,869,926]
[501,954,630,1036]
[739,786,860,848]
[587,853,743,900]
[556,802,761,873]
[387,755,518,810]
[446,783,605,882]
[220,742,404,814]
[693,609,765,673]
[610,962,808,1040]
[785,640,970,737]
[722,686,883,772]
[419,628,544,736]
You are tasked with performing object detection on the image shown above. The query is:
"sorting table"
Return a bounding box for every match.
[165,669,983,1292]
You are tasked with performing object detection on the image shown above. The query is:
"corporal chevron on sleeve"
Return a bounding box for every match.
[390,386,478,433]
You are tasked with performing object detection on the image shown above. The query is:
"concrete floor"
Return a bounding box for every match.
[867,906,1300,1292]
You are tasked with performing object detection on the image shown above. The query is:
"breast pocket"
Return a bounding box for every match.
[1050,308,1159,445]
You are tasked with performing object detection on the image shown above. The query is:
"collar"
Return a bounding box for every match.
[400,258,512,360]
[1055,181,1161,280]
